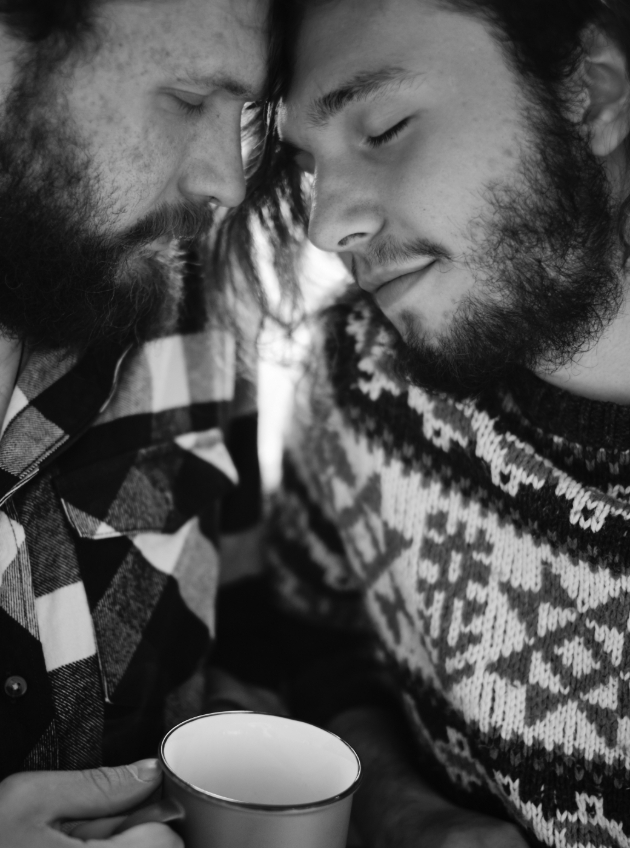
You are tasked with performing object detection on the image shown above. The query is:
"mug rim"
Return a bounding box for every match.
[159,710,363,813]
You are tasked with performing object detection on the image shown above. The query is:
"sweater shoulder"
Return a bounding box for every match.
[318,291,475,456]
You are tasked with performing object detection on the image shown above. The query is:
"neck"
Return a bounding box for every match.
[536,281,630,404]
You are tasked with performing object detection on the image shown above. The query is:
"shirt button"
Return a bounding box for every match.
[4,675,27,698]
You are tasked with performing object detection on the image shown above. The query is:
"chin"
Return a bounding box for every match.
[394,309,433,345]
[381,306,413,336]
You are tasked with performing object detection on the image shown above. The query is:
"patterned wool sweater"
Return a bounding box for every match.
[268,291,630,848]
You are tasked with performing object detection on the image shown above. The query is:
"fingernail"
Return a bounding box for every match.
[129,758,162,782]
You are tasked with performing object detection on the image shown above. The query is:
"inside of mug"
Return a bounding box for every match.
[162,712,360,806]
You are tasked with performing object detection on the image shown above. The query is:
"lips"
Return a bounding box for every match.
[357,260,438,312]
[357,259,437,294]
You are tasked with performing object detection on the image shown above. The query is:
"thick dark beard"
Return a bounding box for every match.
[383,95,622,398]
[0,51,216,356]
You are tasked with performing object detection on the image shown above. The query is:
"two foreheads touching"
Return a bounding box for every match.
[3,0,630,222]
[2,0,630,285]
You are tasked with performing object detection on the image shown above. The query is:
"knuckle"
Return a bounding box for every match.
[83,765,128,800]
[0,771,36,807]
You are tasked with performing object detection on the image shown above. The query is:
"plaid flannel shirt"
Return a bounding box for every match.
[0,278,260,777]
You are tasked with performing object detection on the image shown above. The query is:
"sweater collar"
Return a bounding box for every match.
[503,367,630,453]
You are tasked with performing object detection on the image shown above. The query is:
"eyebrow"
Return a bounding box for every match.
[306,67,424,128]
[175,72,263,102]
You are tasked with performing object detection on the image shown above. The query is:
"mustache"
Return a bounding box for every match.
[120,199,217,247]
[350,237,449,280]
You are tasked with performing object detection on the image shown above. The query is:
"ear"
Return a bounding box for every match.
[581,28,630,157]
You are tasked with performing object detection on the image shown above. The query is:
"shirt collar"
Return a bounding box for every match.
[0,345,127,504]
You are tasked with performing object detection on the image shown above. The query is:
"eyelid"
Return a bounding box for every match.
[160,88,206,116]
[366,117,411,148]
[163,87,206,104]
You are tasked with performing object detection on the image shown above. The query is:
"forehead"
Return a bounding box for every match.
[284,0,507,114]
[94,0,268,92]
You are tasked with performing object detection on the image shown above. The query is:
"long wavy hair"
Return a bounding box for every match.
[214,0,630,318]
[3,1,629,321]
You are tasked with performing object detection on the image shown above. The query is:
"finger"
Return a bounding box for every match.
[105,822,184,848]
[1,760,162,822]
[64,815,127,840]
[65,782,169,839]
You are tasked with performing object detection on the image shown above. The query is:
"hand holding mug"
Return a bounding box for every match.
[0,760,182,847]
[117,712,362,848]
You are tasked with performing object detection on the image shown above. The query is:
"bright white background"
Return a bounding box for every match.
[257,244,347,491]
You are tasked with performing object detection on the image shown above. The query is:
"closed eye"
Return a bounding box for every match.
[366,117,410,148]
[177,99,204,116]
[164,90,206,116]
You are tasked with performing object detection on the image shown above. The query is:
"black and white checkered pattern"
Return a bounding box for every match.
[0,288,260,775]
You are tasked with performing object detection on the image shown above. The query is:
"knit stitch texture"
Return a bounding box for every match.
[268,290,630,848]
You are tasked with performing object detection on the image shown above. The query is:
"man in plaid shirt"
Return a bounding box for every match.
[0,0,269,845]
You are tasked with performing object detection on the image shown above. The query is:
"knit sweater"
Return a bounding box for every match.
[267,290,630,848]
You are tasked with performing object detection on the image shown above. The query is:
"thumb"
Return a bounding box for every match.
[7,759,162,822]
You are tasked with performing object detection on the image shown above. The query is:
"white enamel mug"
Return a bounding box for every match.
[117,712,362,848]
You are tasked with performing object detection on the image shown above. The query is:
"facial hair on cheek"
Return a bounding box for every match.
[0,59,216,355]
[380,96,622,397]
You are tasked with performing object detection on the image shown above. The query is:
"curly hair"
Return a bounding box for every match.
[214,0,630,317]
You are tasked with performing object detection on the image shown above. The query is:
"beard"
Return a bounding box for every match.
[0,51,216,355]
[355,90,624,398]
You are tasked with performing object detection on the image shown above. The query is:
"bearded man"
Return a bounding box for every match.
[0,0,272,845]
[250,0,630,846]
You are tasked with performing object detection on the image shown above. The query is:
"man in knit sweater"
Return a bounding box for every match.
[256,1,630,846]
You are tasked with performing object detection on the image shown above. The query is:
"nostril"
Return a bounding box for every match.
[338,232,369,248]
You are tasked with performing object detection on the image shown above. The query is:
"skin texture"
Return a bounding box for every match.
[0,0,268,355]
[0,760,182,847]
[280,0,630,402]
[0,0,268,842]
[280,0,630,844]
[31,0,268,231]
[282,0,528,336]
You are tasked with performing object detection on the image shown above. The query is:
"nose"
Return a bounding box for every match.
[307,164,383,254]
[177,112,246,209]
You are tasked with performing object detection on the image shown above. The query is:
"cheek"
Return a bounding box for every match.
[387,150,475,246]
[389,124,521,249]
[126,118,178,189]
[405,101,520,203]
[89,113,179,219]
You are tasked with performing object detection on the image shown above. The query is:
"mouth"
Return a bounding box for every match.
[358,260,439,312]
